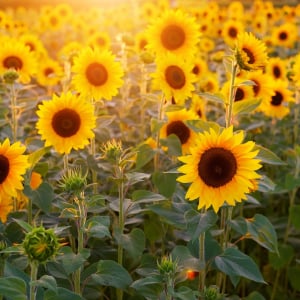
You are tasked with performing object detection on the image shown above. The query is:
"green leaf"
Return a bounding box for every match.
[229,216,247,236]
[236,80,257,86]
[125,172,151,185]
[185,210,218,240]
[197,92,225,103]
[130,275,163,298]
[269,244,294,270]
[28,146,51,168]
[160,134,182,156]
[134,144,156,170]
[33,275,57,293]
[233,98,261,115]
[173,286,197,300]
[152,171,177,198]
[288,265,300,291]
[245,214,278,254]
[290,205,300,230]
[59,247,90,275]
[121,228,145,258]
[171,245,202,271]
[151,117,165,135]
[12,218,33,233]
[214,248,266,285]
[86,216,111,239]
[132,190,166,203]
[44,287,84,300]
[0,277,27,300]
[255,145,286,165]
[93,260,132,289]
[246,291,266,300]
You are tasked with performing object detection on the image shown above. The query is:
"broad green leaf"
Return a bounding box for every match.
[151,117,165,135]
[269,244,294,270]
[28,146,51,168]
[160,134,182,156]
[214,248,266,285]
[130,275,163,298]
[93,260,132,289]
[86,216,111,239]
[152,171,177,198]
[59,247,90,275]
[288,265,300,291]
[185,209,218,240]
[258,175,276,192]
[229,216,247,236]
[125,172,151,185]
[173,286,197,300]
[44,287,84,300]
[171,245,202,271]
[120,228,145,258]
[33,275,57,293]
[132,190,166,203]
[233,98,261,115]
[245,214,278,254]
[12,218,33,233]
[246,291,266,300]
[134,144,156,170]
[290,205,300,230]
[284,174,300,191]
[197,92,225,103]
[143,212,165,243]
[255,145,286,165]
[0,277,27,300]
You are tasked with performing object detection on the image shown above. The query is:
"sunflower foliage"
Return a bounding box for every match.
[0,1,299,300]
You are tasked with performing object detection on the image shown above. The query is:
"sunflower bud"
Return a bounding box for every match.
[23,226,60,264]
[59,167,87,195]
[140,51,155,64]
[203,285,221,300]
[2,70,19,84]
[157,255,177,276]
[101,139,123,163]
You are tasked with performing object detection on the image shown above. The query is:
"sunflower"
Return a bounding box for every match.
[160,109,199,154]
[86,31,111,50]
[0,37,37,84]
[221,19,244,47]
[152,52,196,104]
[0,197,13,223]
[177,126,261,212]
[198,72,219,93]
[19,33,47,59]
[36,92,96,154]
[146,9,200,57]
[259,79,294,119]
[221,78,254,103]
[191,57,208,80]
[235,32,268,71]
[190,94,206,120]
[271,22,298,49]
[265,57,287,80]
[72,47,124,101]
[0,139,28,200]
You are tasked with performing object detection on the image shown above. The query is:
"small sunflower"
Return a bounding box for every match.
[271,22,298,49]
[160,109,199,154]
[86,31,111,50]
[221,19,244,47]
[221,78,254,103]
[265,57,287,80]
[0,37,37,84]
[72,47,124,100]
[146,9,200,57]
[0,139,29,200]
[259,79,294,119]
[177,126,261,212]
[190,94,206,120]
[36,92,96,154]
[152,52,197,104]
[235,32,268,71]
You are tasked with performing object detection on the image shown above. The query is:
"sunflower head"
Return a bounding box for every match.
[235,32,268,71]
[22,226,61,264]
[2,69,19,84]
[177,126,262,212]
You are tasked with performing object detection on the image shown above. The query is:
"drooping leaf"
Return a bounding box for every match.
[233,98,261,115]
[33,275,57,293]
[134,143,156,170]
[160,134,182,156]
[151,171,177,198]
[269,244,294,270]
[28,146,52,168]
[214,248,266,285]
[255,145,286,165]
[197,92,225,103]
[44,287,84,300]
[132,190,166,203]
[0,277,27,300]
[86,216,111,239]
[92,260,132,289]
[120,228,145,258]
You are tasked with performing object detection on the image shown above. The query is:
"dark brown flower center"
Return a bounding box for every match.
[279,31,288,41]
[44,67,54,77]
[165,65,186,89]
[86,62,108,86]
[242,47,255,64]
[235,87,245,101]
[3,56,23,70]
[139,39,147,50]
[192,65,200,75]
[161,24,185,50]
[271,91,283,106]
[198,147,237,187]
[252,80,260,96]
[273,66,281,78]
[96,37,105,46]
[52,108,81,137]
[228,27,238,38]
[166,120,190,145]
[0,155,9,184]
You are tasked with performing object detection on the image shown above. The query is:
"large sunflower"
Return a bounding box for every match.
[235,32,268,71]
[160,109,199,155]
[146,9,200,57]
[259,79,294,119]
[0,37,37,84]
[177,126,261,212]
[36,92,96,154]
[152,52,196,104]
[72,47,124,101]
[0,139,29,200]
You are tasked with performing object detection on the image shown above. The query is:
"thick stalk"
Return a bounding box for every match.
[198,231,206,292]
[9,83,18,142]
[29,261,38,300]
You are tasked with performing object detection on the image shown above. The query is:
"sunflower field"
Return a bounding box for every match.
[0,0,300,299]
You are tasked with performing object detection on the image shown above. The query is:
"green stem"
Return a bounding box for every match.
[63,154,69,171]
[270,268,281,300]
[28,197,33,225]
[9,83,18,142]
[198,231,206,292]
[225,61,238,128]
[29,261,38,300]
[117,168,125,300]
